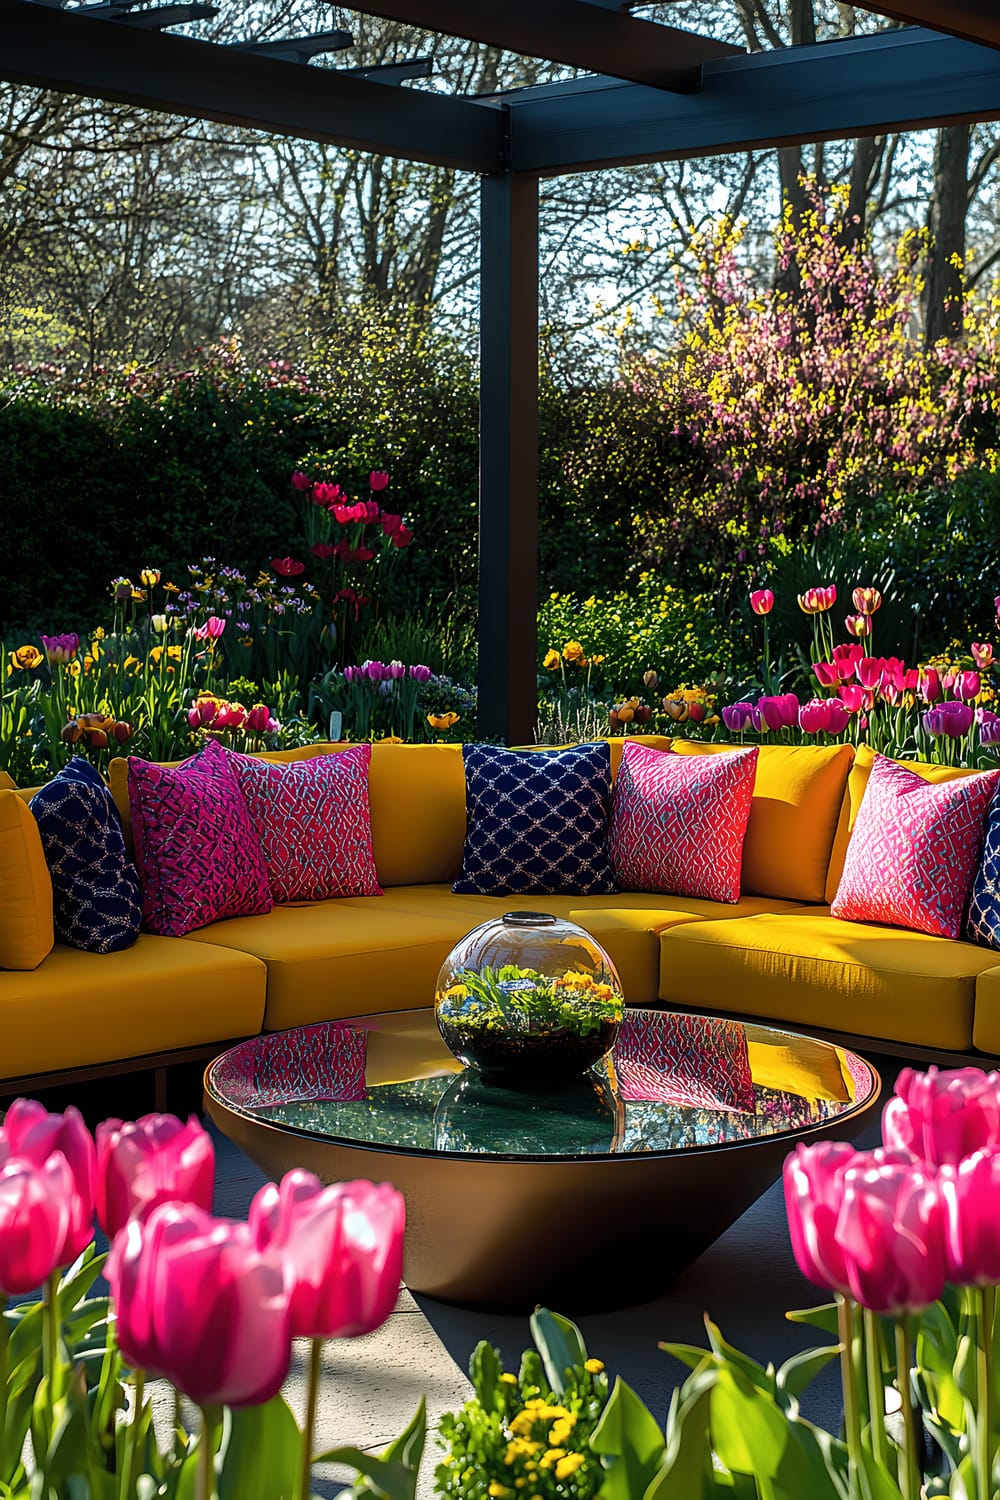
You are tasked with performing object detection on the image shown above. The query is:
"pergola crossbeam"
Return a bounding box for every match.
[0,0,504,171]
[859,1,1000,50]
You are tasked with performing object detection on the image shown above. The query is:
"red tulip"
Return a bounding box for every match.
[245,704,278,734]
[813,661,841,688]
[381,513,403,536]
[310,542,338,560]
[832,643,864,677]
[369,470,390,491]
[750,589,774,616]
[312,481,342,506]
[1,1099,95,1267]
[271,557,306,578]
[783,1141,862,1296]
[797,585,836,614]
[107,1203,292,1407]
[883,1066,1000,1166]
[95,1114,215,1240]
[390,526,413,549]
[837,683,865,713]
[249,1171,405,1340]
[940,1149,1000,1286]
[835,1158,946,1314]
[856,656,887,690]
[920,667,943,703]
[0,1154,75,1294]
[290,471,312,492]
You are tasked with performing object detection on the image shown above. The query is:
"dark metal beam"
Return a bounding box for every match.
[0,0,504,172]
[478,172,539,747]
[507,26,1000,174]
[341,0,742,92]
[858,2,1000,50]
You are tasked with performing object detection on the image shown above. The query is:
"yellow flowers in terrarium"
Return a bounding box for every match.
[434,912,624,1088]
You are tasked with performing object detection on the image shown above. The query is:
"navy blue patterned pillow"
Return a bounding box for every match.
[30,757,141,953]
[453,742,616,896]
[967,784,1000,950]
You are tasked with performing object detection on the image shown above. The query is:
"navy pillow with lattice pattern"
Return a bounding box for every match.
[453,742,616,896]
[30,757,141,953]
[967,783,1000,950]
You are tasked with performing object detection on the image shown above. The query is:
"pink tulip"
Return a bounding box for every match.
[973,643,994,672]
[390,526,413,549]
[812,661,841,688]
[290,471,312,492]
[1,1099,95,1266]
[249,1171,405,1340]
[95,1114,215,1240]
[107,1202,292,1407]
[193,616,226,641]
[940,1149,1000,1286]
[750,589,774,616]
[799,697,850,734]
[310,542,337,560]
[369,470,390,491]
[835,1158,946,1314]
[214,704,246,730]
[832,643,864,677]
[994,595,1000,616]
[955,670,981,702]
[837,683,865,713]
[271,557,306,578]
[882,1066,1000,1165]
[920,666,943,703]
[783,1141,861,1296]
[756,693,800,731]
[0,1154,75,1293]
[381,513,404,536]
[798,585,836,614]
[856,656,887,690]
[245,704,278,734]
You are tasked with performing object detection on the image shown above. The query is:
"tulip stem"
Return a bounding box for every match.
[120,1370,144,1500]
[43,1271,61,1407]
[863,1307,889,1472]
[977,1285,996,1500]
[297,1338,323,1500]
[837,1295,863,1495]
[196,1405,219,1500]
[894,1318,920,1500]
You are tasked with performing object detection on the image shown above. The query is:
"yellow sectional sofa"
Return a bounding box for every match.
[3,735,1000,1093]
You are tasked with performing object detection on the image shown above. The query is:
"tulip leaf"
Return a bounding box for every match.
[856,1447,905,1500]
[776,1343,841,1403]
[710,1365,845,1500]
[375,1397,426,1475]
[703,1318,777,1398]
[641,1367,719,1500]
[785,1303,840,1336]
[318,1446,420,1500]
[659,1341,718,1374]
[589,1374,666,1500]
[531,1307,589,1395]
[217,1393,301,1500]
[58,1250,107,1318]
[953,1333,978,1404]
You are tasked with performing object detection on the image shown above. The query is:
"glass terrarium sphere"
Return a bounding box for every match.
[434,911,625,1088]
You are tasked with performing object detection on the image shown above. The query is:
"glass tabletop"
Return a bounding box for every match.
[205,1007,879,1163]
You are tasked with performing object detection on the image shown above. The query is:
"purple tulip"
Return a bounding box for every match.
[923,701,975,738]
[408,664,433,682]
[977,709,1000,746]
[40,633,80,665]
[722,702,759,732]
[386,661,407,681]
[363,660,388,682]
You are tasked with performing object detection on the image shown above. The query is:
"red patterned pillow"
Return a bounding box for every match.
[609,740,758,902]
[224,745,382,903]
[128,739,272,937]
[830,753,1000,938]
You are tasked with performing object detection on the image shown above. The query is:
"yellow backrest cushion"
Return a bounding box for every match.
[0,771,16,792]
[824,743,980,903]
[367,742,467,885]
[108,743,341,853]
[0,789,54,970]
[671,740,855,902]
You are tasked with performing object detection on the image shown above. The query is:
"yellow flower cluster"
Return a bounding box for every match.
[552,970,615,1002]
[543,642,606,671]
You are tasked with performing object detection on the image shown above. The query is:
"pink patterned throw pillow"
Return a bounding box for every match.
[127,739,272,937]
[224,745,382,903]
[830,753,1000,938]
[609,740,758,903]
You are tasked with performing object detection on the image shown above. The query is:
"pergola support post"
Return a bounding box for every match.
[477,169,539,745]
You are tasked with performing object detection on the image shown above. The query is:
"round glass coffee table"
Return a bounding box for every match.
[204,1007,880,1311]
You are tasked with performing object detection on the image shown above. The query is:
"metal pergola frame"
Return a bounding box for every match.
[2,0,999,741]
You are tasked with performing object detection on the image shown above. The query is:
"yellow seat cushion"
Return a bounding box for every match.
[659,909,1000,1051]
[0,934,265,1079]
[671,741,854,903]
[824,744,981,903]
[973,967,1000,1055]
[0,789,54,970]
[181,885,806,1026]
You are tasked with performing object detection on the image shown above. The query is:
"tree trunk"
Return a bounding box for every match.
[924,124,970,345]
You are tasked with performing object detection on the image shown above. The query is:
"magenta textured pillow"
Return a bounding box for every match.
[831,754,1000,938]
[224,746,382,903]
[127,739,272,937]
[609,740,758,903]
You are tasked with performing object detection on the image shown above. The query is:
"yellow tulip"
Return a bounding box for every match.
[427,712,460,731]
[10,645,43,670]
[543,649,562,670]
[562,640,585,663]
[151,614,169,634]
[139,567,161,588]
